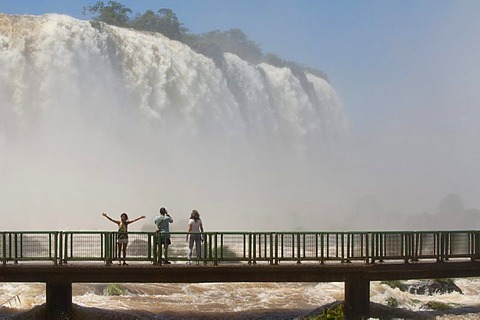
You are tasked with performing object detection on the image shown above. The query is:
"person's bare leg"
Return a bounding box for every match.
[117,243,122,264]
[164,243,169,263]
[122,243,127,265]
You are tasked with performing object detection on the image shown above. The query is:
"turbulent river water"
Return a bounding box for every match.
[1,278,480,319]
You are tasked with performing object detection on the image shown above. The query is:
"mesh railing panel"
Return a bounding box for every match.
[63,232,106,260]
[0,232,56,261]
[1,231,479,264]
[447,232,471,257]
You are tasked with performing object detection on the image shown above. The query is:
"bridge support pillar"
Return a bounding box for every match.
[46,282,72,320]
[344,274,369,319]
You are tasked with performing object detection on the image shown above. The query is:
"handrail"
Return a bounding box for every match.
[1,230,479,265]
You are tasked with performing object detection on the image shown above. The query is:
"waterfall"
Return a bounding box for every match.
[0,13,348,230]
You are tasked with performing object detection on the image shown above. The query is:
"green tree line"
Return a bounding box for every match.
[83,1,328,81]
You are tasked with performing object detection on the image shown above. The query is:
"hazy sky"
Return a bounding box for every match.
[2,1,479,133]
[2,0,480,223]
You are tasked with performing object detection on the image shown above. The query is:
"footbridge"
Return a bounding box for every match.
[2,230,480,319]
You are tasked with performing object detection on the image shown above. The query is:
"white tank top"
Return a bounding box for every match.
[189,218,202,232]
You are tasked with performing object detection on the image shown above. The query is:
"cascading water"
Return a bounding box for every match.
[0,13,348,231]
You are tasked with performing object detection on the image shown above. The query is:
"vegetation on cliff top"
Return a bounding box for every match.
[83,1,328,81]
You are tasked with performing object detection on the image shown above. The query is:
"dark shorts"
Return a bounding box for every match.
[161,238,171,245]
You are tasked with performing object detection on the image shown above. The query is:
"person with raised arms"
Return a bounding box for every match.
[102,212,146,265]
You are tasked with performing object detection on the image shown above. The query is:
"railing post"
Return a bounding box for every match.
[365,233,370,264]
[410,232,415,262]
[274,233,279,265]
[346,233,351,263]
[370,233,375,264]
[58,232,63,265]
[8,233,12,262]
[101,232,105,264]
[440,232,446,262]
[291,233,295,259]
[326,233,330,261]
[146,232,152,262]
[445,232,451,261]
[320,233,325,264]
[53,232,58,265]
[48,233,52,262]
[63,233,69,264]
[378,232,384,263]
[107,232,114,266]
[469,231,474,262]
[404,232,412,263]
[376,233,380,262]
[203,232,208,264]
[438,232,443,261]
[263,233,267,260]
[474,231,480,261]
[252,233,257,264]
[219,233,223,260]
[269,233,273,265]
[379,233,384,262]
[280,233,284,261]
[2,232,5,265]
[247,233,252,265]
[14,233,18,264]
[302,233,306,261]
[70,233,73,262]
[403,232,409,263]
[152,232,158,265]
[334,233,338,260]
[102,232,106,265]
[207,233,211,261]
[413,232,420,261]
[379,232,383,262]
[213,233,218,266]
[296,233,301,264]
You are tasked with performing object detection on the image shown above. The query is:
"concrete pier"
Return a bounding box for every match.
[344,273,370,319]
[46,282,72,320]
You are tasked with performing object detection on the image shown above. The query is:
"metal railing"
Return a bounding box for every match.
[1,231,479,265]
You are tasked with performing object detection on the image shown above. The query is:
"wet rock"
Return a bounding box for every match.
[408,279,462,295]
[298,301,436,320]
